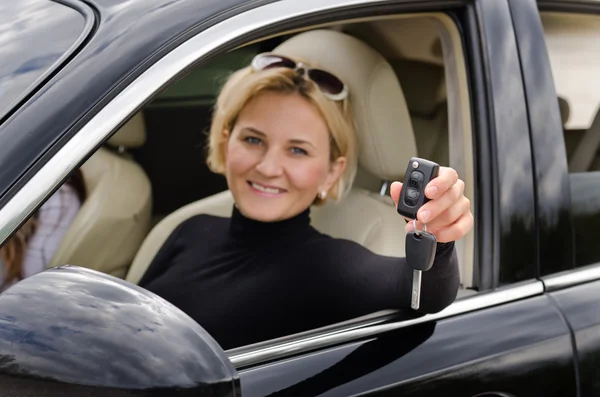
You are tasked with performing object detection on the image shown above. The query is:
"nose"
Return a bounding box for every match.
[256,148,283,177]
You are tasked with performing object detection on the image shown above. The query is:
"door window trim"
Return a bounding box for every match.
[0,0,555,369]
[543,263,600,292]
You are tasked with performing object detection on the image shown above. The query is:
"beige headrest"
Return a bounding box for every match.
[107,112,147,148]
[393,60,445,116]
[558,97,570,127]
[274,30,416,181]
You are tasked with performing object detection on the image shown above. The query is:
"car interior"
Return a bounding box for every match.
[42,12,480,314]
[123,14,478,296]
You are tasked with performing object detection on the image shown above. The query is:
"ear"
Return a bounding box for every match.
[221,129,230,160]
[319,156,347,193]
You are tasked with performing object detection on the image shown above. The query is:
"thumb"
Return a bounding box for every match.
[390,181,403,208]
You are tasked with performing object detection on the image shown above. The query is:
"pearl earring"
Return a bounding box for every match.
[319,190,327,199]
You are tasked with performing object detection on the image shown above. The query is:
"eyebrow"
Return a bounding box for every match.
[242,127,316,149]
[243,127,266,137]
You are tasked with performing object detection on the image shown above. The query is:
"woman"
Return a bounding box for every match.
[0,170,85,291]
[139,53,473,350]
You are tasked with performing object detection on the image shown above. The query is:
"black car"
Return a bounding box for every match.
[1,0,599,396]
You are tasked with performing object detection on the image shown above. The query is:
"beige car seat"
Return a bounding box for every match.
[126,29,417,284]
[400,61,449,167]
[50,113,152,278]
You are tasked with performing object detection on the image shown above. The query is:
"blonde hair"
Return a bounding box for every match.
[206,63,357,205]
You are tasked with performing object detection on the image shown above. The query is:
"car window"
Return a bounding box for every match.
[541,12,600,267]
[130,14,476,294]
[8,9,479,351]
[0,0,86,120]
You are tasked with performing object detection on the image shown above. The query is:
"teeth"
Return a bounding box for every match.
[251,182,282,194]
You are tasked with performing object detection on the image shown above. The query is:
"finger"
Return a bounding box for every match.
[389,181,403,208]
[425,196,471,233]
[425,167,459,200]
[434,212,474,243]
[418,179,465,224]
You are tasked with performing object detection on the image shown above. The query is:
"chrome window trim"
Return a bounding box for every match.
[0,0,396,244]
[229,281,544,368]
[542,263,600,292]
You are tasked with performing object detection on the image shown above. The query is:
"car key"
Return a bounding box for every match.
[397,157,439,310]
[397,157,440,220]
[406,227,437,310]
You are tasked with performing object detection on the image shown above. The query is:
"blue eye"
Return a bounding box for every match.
[244,136,262,145]
[291,147,308,155]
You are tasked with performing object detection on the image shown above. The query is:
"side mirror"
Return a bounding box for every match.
[0,265,240,396]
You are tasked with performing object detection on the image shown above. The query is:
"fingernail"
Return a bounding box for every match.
[406,222,414,232]
[426,186,438,198]
[419,209,430,223]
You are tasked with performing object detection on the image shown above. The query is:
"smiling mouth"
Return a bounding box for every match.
[248,181,286,194]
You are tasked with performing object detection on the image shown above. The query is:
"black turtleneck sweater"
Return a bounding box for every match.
[139,206,459,350]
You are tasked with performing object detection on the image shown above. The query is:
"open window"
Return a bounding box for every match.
[2,7,478,350]
[125,13,476,297]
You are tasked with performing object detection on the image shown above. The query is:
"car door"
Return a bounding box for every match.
[512,0,600,395]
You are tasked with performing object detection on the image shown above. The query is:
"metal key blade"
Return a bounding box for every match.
[406,230,436,311]
[411,269,422,310]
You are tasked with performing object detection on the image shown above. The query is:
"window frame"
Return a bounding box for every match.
[0,0,545,368]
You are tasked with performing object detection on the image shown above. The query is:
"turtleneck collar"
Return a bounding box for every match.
[229,205,313,245]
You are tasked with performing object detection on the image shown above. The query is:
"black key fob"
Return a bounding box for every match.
[397,157,440,220]
[406,230,437,271]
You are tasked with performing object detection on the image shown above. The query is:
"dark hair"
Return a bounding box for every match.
[0,169,86,289]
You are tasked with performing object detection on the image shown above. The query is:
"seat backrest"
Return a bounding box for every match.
[126,29,417,284]
[50,113,152,278]
[391,60,449,167]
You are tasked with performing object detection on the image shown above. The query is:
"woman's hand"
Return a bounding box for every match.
[390,167,474,243]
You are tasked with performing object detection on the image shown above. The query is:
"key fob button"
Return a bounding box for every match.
[410,171,424,188]
[404,187,420,206]
[407,187,419,199]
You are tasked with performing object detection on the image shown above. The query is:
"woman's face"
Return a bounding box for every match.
[223,91,346,222]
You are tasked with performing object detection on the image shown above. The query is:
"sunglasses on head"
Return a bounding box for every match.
[250,53,348,101]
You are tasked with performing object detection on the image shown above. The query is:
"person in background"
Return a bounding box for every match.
[0,170,85,291]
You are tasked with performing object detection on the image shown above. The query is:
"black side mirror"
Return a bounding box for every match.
[0,265,240,396]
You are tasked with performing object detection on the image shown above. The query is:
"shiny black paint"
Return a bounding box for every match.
[239,294,576,397]
[461,4,494,290]
[508,0,575,276]
[538,0,600,14]
[476,0,537,286]
[550,280,600,396]
[0,266,239,396]
[0,0,89,121]
[0,0,275,208]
